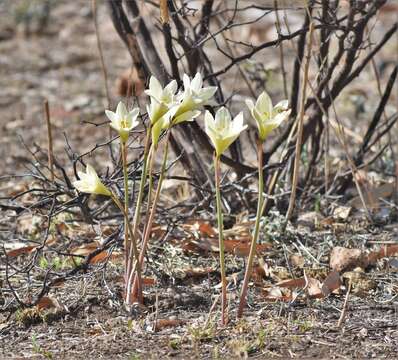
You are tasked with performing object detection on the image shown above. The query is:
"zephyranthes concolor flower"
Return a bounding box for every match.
[73,164,111,197]
[204,107,247,156]
[245,91,290,141]
[105,101,140,143]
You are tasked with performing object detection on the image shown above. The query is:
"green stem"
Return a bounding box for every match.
[121,142,129,288]
[110,192,141,305]
[237,140,264,318]
[215,155,227,326]
[131,130,170,301]
[126,127,152,303]
[144,145,155,234]
[132,127,152,237]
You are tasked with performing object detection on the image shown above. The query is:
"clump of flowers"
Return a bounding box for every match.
[72,74,289,325]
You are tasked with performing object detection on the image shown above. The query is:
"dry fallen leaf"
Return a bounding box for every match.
[154,318,186,331]
[321,271,341,297]
[36,296,63,311]
[183,266,214,278]
[89,251,123,264]
[6,245,38,257]
[197,222,216,237]
[186,237,271,256]
[70,241,100,256]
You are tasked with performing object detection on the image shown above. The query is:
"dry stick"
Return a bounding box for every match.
[205,294,220,328]
[130,131,171,301]
[92,0,111,109]
[274,0,288,99]
[160,0,169,24]
[337,280,351,328]
[44,100,54,183]
[286,22,314,221]
[324,117,330,192]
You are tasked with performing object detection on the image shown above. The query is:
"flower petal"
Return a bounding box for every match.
[86,164,97,178]
[165,79,177,95]
[116,101,128,119]
[183,74,191,91]
[256,91,273,115]
[274,99,289,112]
[215,107,231,130]
[105,110,118,122]
[245,99,255,112]
[173,110,201,125]
[191,73,203,91]
[147,76,163,100]
[198,87,218,102]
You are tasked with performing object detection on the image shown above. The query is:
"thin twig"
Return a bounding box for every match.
[274,0,288,99]
[286,21,314,220]
[44,100,54,183]
[337,280,351,328]
[92,0,111,109]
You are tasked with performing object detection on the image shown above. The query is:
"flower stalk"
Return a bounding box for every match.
[109,191,141,304]
[121,141,130,291]
[214,154,228,326]
[237,139,264,318]
[125,126,152,304]
[130,130,171,301]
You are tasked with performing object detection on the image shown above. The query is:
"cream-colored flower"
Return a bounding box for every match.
[73,164,111,196]
[105,101,140,143]
[173,73,217,119]
[245,91,291,141]
[204,107,247,157]
[145,76,178,125]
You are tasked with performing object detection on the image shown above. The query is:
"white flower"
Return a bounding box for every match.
[145,76,178,105]
[145,76,178,125]
[245,91,291,141]
[173,73,217,119]
[73,164,111,196]
[204,107,247,157]
[105,101,140,143]
[144,76,181,145]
